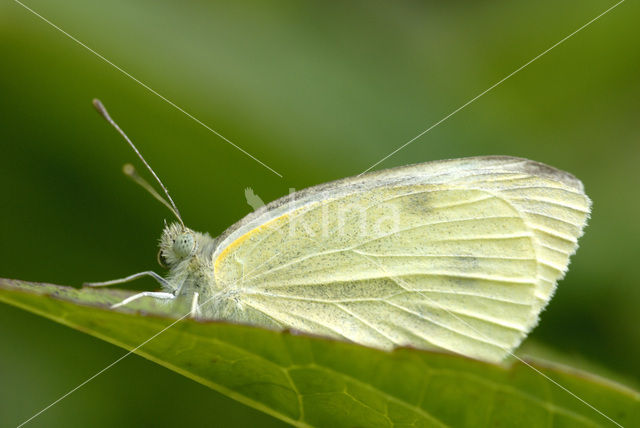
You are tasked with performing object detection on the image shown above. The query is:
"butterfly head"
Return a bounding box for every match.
[157,222,198,269]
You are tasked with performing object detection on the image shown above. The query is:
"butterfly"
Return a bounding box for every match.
[88,100,590,362]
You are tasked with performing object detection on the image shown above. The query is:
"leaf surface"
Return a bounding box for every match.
[0,278,637,427]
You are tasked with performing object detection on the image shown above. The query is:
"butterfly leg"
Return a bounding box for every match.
[83,271,168,288]
[111,291,175,309]
[190,292,200,318]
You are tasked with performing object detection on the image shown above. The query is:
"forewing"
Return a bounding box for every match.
[211,157,590,362]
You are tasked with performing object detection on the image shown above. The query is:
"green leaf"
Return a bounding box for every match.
[0,278,637,427]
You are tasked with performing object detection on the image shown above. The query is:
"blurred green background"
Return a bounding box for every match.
[1,1,638,426]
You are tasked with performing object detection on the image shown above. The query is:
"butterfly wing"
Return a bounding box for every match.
[211,156,590,362]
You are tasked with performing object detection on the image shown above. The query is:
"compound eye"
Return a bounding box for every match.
[173,233,196,258]
[157,249,169,268]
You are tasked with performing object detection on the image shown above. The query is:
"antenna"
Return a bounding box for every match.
[92,99,184,227]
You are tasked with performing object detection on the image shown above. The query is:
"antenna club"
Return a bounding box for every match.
[123,163,136,176]
[92,98,109,118]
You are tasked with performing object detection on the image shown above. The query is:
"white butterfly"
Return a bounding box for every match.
[88,100,590,362]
